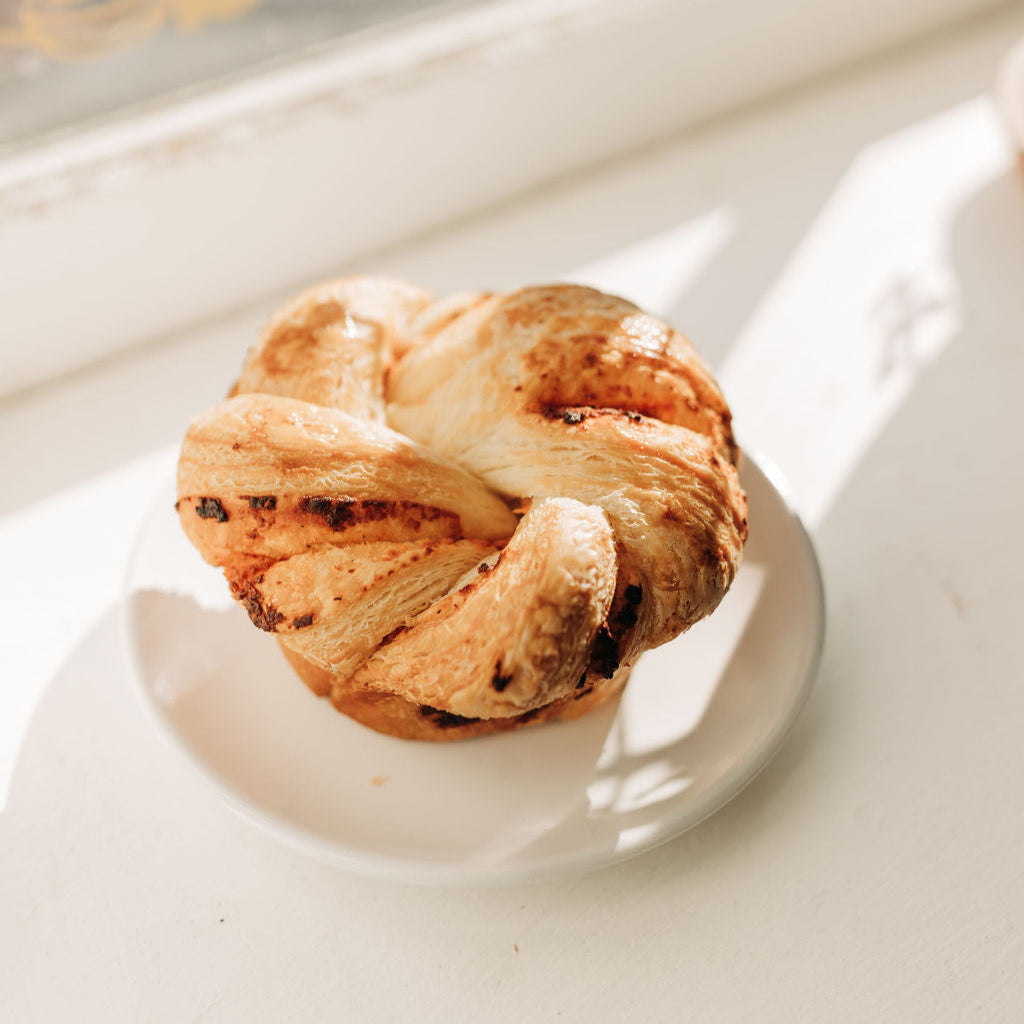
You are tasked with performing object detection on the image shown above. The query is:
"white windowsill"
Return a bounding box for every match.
[0,0,1011,396]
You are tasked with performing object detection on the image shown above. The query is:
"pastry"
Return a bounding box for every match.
[177,278,748,740]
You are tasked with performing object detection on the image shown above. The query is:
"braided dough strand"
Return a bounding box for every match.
[387,284,748,667]
[176,278,747,739]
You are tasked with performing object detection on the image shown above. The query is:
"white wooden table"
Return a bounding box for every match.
[3,9,1023,1019]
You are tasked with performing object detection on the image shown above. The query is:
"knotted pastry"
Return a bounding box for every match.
[177,277,748,740]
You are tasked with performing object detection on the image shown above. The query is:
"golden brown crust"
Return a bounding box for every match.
[177,393,517,565]
[352,497,616,718]
[176,277,747,740]
[389,284,737,459]
[387,284,748,665]
[231,277,433,420]
[281,642,631,741]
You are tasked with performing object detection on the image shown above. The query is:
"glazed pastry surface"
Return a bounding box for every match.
[177,278,748,739]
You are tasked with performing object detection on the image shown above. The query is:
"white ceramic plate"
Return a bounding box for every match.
[123,455,824,885]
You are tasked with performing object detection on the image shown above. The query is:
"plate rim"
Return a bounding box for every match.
[121,449,825,886]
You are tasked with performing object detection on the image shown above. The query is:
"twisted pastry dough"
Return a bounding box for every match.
[177,278,747,740]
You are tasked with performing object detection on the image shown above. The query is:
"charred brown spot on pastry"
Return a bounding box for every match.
[225,559,282,632]
[379,624,408,646]
[593,583,643,666]
[291,613,314,629]
[247,495,277,510]
[477,561,492,574]
[419,704,475,729]
[298,496,357,530]
[540,405,586,424]
[611,584,643,632]
[232,578,284,629]
[236,587,285,632]
[589,626,620,679]
[542,404,650,426]
[362,500,397,522]
[297,496,459,535]
[195,497,229,522]
[491,661,514,693]
[595,406,647,423]
[720,411,739,465]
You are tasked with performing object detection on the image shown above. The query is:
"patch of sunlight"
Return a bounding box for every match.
[571,206,737,315]
[718,96,1011,528]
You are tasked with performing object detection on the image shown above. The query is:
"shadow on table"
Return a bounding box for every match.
[0,584,819,914]
[0,605,817,1018]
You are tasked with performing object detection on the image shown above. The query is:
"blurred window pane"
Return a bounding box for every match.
[0,0,468,151]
